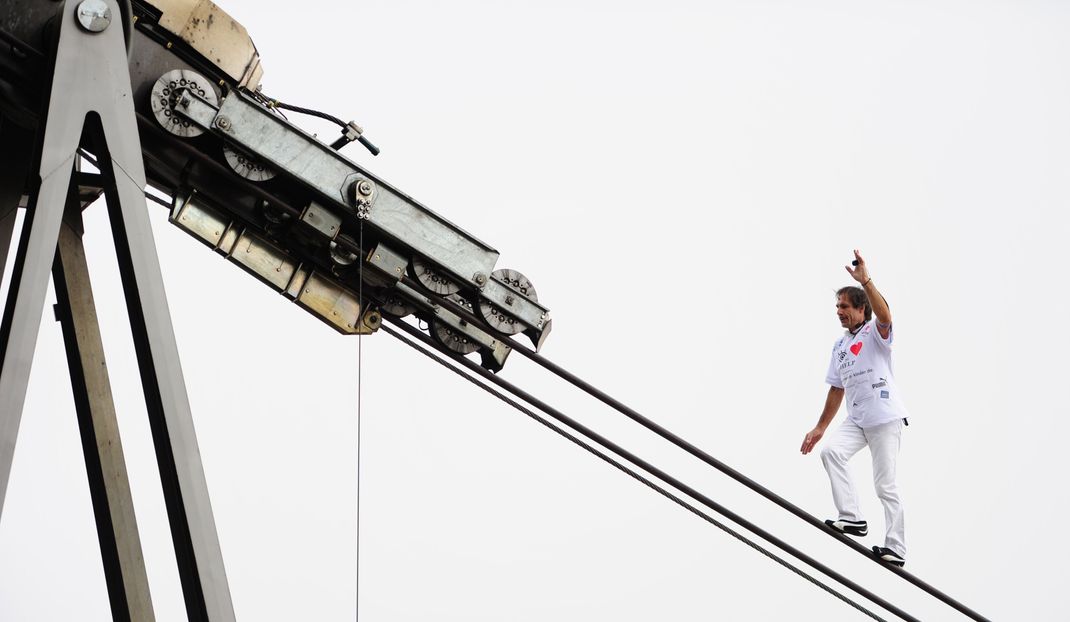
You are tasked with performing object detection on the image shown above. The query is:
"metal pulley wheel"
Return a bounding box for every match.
[447,292,474,314]
[377,291,415,318]
[433,320,480,355]
[480,268,538,335]
[150,69,217,138]
[413,257,460,295]
[223,144,277,181]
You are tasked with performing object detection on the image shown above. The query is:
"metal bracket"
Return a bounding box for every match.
[482,276,551,331]
[172,87,501,288]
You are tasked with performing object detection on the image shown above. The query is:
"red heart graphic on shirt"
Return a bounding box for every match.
[850,342,863,356]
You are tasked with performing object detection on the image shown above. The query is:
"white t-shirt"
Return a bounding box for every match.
[825,319,910,429]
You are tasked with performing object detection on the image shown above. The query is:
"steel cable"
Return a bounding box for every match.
[382,323,892,621]
[76,148,981,620]
[505,338,990,622]
[383,318,920,622]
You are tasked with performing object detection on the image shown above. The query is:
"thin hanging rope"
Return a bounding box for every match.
[355,219,364,621]
[382,320,915,622]
[505,337,990,622]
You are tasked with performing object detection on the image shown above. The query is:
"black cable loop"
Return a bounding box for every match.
[505,337,991,622]
[383,318,920,622]
[382,323,892,621]
[262,96,347,129]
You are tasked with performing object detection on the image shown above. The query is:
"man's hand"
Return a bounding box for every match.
[800,427,825,455]
[845,249,870,284]
[846,249,893,334]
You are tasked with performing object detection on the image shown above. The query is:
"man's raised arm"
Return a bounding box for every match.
[847,249,892,339]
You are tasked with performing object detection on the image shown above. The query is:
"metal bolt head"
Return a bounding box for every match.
[216,116,231,130]
[505,295,515,306]
[474,272,487,286]
[76,0,111,32]
[357,180,374,196]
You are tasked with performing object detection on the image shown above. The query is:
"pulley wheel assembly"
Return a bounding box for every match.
[433,320,479,354]
[150,69,216,138]
[480,268,537,335]
[223,144,277,181]
[413,257,460,295]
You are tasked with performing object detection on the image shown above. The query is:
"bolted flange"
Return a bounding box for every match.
[346,178,376,218]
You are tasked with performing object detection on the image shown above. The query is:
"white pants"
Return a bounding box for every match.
[820,419,906,557]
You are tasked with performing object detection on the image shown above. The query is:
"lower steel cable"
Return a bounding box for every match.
[383,320,917,622]
[506,337,990,622]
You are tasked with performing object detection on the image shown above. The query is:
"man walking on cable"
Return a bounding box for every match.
[800,250,909,567]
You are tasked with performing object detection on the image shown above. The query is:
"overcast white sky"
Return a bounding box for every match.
[2,0,1068,620]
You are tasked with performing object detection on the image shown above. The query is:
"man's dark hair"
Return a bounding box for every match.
[836,286,872,322]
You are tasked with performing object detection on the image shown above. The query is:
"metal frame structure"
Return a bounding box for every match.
[0,0,553,616]
[0,1,233,619]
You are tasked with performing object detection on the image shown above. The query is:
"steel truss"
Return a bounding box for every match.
[0,1,233,620]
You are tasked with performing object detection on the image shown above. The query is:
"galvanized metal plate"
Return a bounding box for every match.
[212,91,501,286]
[366,243,407,283]
[169,191,228,248]
[296,272,364,334]
[298,202,342,240]
[227,231,298,291]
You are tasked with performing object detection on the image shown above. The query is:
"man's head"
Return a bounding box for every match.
[836,286,871,329]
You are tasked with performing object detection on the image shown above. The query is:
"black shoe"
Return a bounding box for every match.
[825,519,868,537]
[872,546,905,567]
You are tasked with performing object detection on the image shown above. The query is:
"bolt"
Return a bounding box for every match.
[474,272,487,286]
[357,180,374,196]
[505,295,515,306]
[76,0,111,33]
[216,116,231,130]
